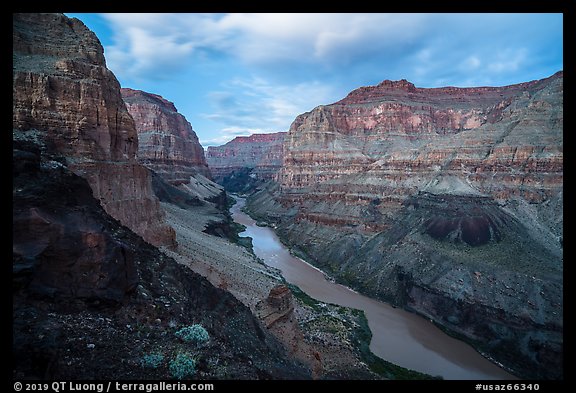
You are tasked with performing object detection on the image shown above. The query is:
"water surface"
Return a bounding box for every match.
[232,197,516,380]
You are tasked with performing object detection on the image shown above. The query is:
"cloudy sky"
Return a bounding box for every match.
[67,13,563,147]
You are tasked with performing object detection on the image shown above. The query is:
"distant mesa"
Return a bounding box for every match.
[206,132,286,192]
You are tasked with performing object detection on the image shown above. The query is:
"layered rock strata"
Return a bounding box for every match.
[278,74,562,215]
[13,13,174,247]
[246,73,563,379]
[12,136,310,379]
[121,88,211,184]
[12,13,313,380]
[206,132,286,189]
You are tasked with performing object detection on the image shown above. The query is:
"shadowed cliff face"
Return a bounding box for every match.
[121,88,212,184]
[13,139,138,303]
[13,13,175,247]
[244,74,563,379]
[12,138,310,380]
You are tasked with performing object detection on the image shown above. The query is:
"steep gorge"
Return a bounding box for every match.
[13,12,563,381]
[12,13,311,380]
[206,132,286,192]
[121,87,232,220]
[244,74,563,379]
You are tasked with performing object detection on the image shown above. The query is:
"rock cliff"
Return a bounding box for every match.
[13,13,310,380]
[121,88,211,184]
[246,73,563,379]
[206,132,286,192]
[13,136,310,380]
[13,13,175,247]
[279,74,562,212]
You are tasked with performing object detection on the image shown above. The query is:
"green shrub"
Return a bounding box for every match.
[175,324,209,346]
[141,353,164,369]
[169,353,196,380]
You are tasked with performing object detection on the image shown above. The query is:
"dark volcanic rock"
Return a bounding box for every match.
[246,74,563,379]
[416,194,504,246]
[13,140,138,303]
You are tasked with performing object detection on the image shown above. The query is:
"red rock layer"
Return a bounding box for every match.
[206,132,286,182]
[13,13,175,247]
[277,72,563,234]
[121,88,211,184]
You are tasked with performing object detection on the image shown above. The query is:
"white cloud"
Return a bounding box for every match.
[99,13,433,79]
[105,25,195,77]
[462,55,481,70]
[200,126,259,147]
[89,13,562,145]
[203,76,334,131]
[98,13,561,88]
[101,13,224,79]
[216,13,428,65]
[487,48,528,73]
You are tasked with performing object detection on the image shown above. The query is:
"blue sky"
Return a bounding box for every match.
[66,13,563,147]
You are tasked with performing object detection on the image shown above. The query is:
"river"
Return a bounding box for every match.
[231,197,517,380]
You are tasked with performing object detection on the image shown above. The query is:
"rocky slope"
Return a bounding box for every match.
[246,74,563,379]
[13,136,310,380]
[206,132,286,192]
[13,13,174,247]
[13,13,312,380]
[121,88,211,184]
[13,13,393,381]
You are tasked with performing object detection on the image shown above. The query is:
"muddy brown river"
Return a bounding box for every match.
[231,197,517,380]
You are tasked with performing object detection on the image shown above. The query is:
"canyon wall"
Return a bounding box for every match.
[247,73,563,379]
[13,13,310,380]
[206,132,286,188]
[278,75,562,215]
[13,13,175,247]
[121,88,211,184]
[13,132,309,380]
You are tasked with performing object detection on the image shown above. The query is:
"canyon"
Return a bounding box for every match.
[13,13,175,248]
[237,73,563,379]
[120,87,230,212]
[12,13,311,380]
[13,11,563,382]
[13,13,402,381]
[206,132,286,192]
